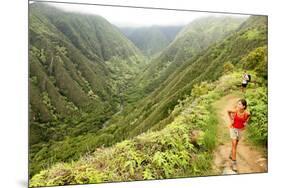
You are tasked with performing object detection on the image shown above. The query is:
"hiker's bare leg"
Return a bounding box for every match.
[231,139,238,160]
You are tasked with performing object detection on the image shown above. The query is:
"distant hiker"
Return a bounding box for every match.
[241,72,250,92]
[227,99,250,171]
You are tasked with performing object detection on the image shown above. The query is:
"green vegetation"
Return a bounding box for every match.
[30,71,245,187]
[242,46,268,79]
[29,3,268,186]
[223,61,235,74]
[137,16,247,95]
[120,26,183,57]
[29,3,145,176]
[96,15,267,148]
[245,87,268,147]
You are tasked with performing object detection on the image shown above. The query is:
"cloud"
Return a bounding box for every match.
[33,1,248,27]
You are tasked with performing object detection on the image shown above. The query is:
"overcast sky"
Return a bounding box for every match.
[30,1,249,27]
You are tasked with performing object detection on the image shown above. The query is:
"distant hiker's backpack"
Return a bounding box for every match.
[247,74,251,82]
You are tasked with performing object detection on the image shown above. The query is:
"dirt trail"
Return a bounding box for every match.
[212,94,267,175]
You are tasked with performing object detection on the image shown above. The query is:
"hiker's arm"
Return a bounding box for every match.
[227,109,235,119]
[227,109,236,126]
[240,112,250,131]
[244,112,251,127]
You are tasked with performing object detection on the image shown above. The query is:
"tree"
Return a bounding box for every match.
[242,46,267,71]
[223,61,234,74]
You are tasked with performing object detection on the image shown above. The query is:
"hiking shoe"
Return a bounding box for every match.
[231,160,238,172]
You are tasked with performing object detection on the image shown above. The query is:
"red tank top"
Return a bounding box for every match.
[233,111,248,129]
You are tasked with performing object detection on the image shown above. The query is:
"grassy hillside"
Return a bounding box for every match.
[103,16,267,140]
[30,12,267,181]
[136,16,247,95]
[119,26,183,56]
[29,3,145,176]
[29,5,267,182]
[30,70,267,187]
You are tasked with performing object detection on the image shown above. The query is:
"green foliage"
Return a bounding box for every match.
[105,16,267,148]
[242,46,267,79]
[30,70,257,187]
[143,168,154,180]
[30,76,38,85]
[55,45,67,56]
[241,29,261,40]
[245,87,268,147]
[223,61,234,74]
[29,1,145,123]
[191,82,214,98]
[29,6,268,185]
[30,117,194,186]
[139,16,246,95]
[29,3,147,176]
[120,26,183,56]
[42,92,58,120]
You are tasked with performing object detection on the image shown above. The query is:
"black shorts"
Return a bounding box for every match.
[241,83,248,88]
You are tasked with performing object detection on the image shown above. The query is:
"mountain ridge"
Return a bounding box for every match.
[28,4,267,181]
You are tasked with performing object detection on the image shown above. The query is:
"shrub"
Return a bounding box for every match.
[245,87,268,147]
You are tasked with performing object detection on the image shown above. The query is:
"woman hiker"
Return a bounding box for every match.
[227,99,250,171]
[241,72,250,92]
